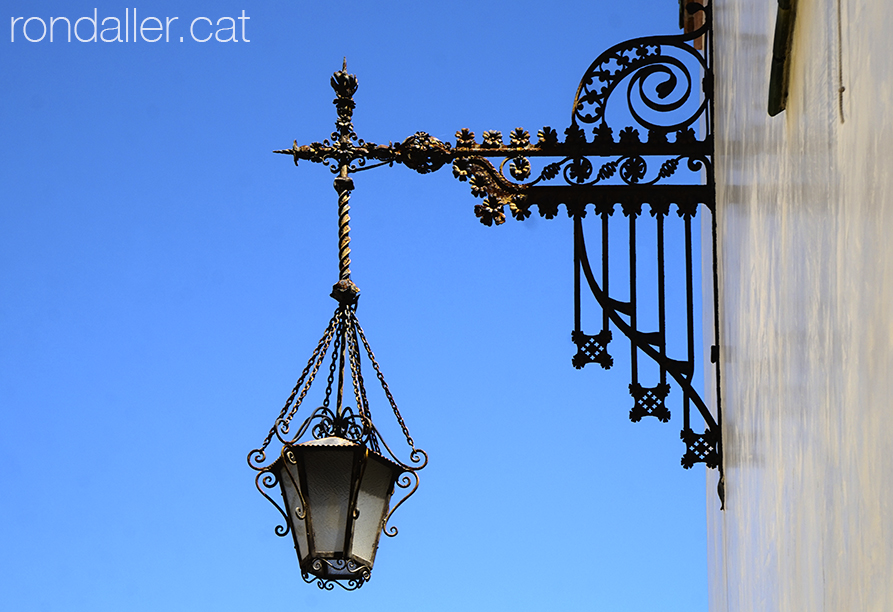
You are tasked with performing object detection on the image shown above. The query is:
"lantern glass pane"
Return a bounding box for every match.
[303,448,354,555]
[352,456,398,565]
[278,458,309,563]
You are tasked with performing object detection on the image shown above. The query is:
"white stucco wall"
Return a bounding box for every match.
[709,0,893,609]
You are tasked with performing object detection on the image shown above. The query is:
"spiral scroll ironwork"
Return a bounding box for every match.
[572,2,710,132]
[302,559,371,591]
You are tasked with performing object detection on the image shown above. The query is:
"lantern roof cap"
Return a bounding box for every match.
[300,436,358,448]
[279,435,406,473]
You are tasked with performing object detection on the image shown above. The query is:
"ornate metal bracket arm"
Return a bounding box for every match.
[274,1,722,485]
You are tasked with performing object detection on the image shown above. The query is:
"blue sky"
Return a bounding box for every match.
[0,1,713,610]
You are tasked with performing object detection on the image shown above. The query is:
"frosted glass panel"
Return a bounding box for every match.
[352,456,398,564]
[303,449,354,555]
[277,458,309,562]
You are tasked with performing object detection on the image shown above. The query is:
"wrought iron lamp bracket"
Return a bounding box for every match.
[276,2,722,487]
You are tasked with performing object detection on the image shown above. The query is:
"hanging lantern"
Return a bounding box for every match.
[248,281,426,591]
[273,435,404,583]
[249,61,426,591]
[248,277,426,591]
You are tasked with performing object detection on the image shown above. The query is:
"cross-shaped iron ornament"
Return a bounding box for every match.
[276,2,722,490]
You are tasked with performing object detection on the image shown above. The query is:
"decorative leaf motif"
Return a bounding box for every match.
[593,123,614,144]
[509,157,531,180]
[468,173,489,198]
[621,200,643,217]
[564,123,586,144]
[482,130,503,148]
[474,197,506,226]
[397,132,450,174]
[650,198,671,217]
[330,70,359,99]
[619,127,641,144]
[537,126,558,146]
[474,204,493,226]
[675,128,696,144]
[509,128,530,147]
[539,203,559,219]
[676,201,698,218]
[567,157,593,183]
[647,129,668,144]
[658,158,679,179]
[619,156,647,184]
[509,196,531,220]
[452,159,469,181]
[455,128,476,148]
[566,204,587,220]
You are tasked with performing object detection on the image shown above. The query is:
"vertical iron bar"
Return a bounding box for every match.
[657,212,667,389]
[708,0,723,471]
[712,206,723,457]
[574,215,582,334]
[683,213,694,432]
[602,211,610,333]
[629,214,638,385]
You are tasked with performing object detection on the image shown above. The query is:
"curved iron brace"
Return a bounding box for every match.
[255,469,290,538]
